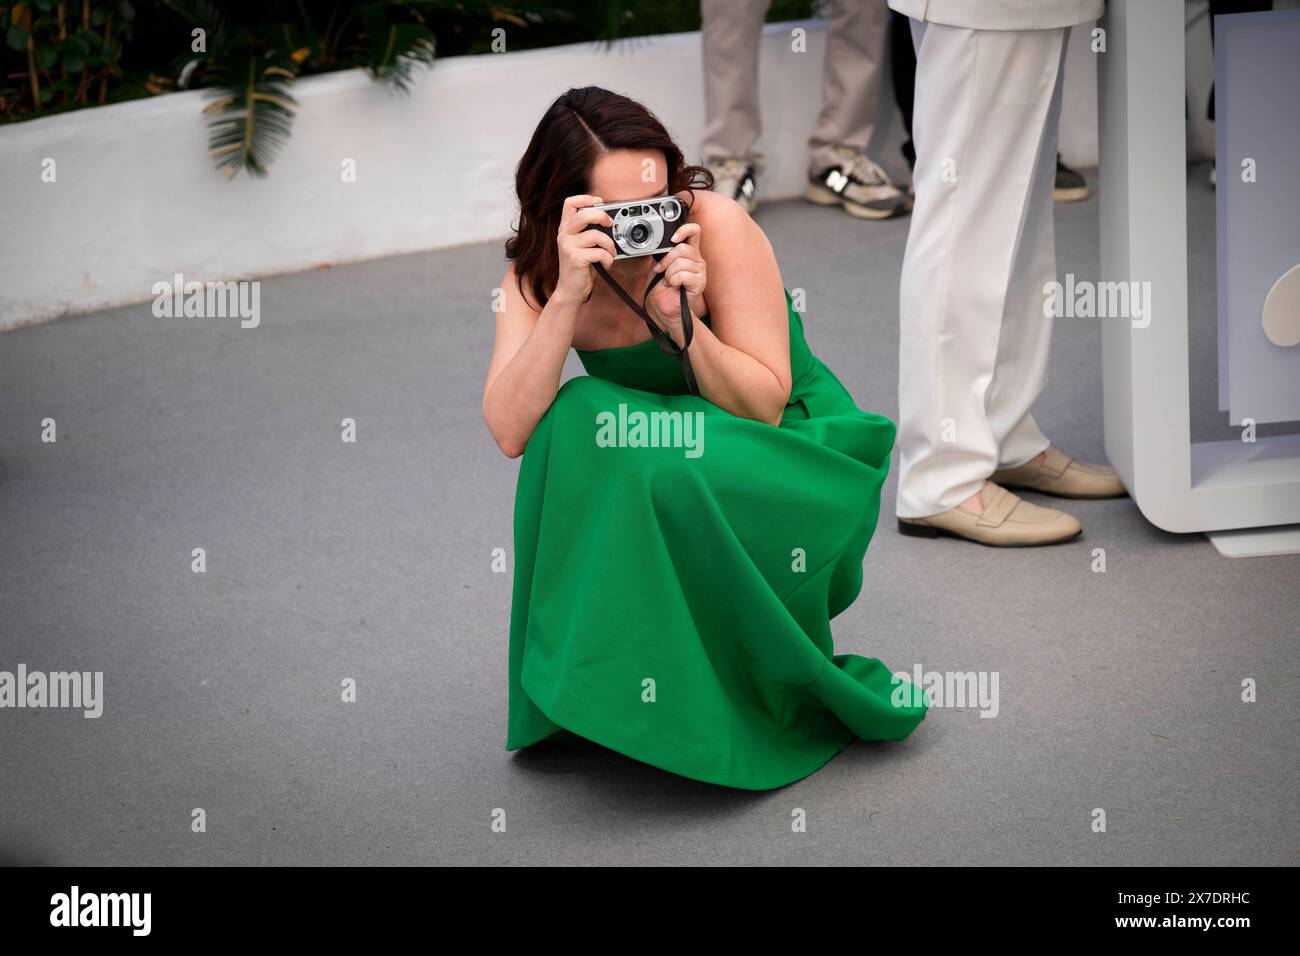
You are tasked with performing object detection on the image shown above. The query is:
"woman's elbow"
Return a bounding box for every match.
[497,436,526,459]
[483,404,527,459]
[766,382,792,427]
[760,404,786,428]
[487,421,527,459]
[747,398,785,428]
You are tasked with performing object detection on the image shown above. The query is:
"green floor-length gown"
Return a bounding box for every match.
[506,290,927,790]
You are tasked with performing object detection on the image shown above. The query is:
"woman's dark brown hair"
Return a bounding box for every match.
[505,86,714,310]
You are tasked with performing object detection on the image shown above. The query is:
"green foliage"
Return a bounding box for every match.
[201,50,298,178]
[1,1,136,114]
[1,1,816,176]
[359,5,435,91]
[163,0,446,177]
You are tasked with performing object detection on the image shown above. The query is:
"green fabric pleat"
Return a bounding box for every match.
[506,290,927,790]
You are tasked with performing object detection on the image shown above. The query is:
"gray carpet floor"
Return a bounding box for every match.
[1,164,1296,866]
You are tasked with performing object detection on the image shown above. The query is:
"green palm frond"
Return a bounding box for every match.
[359,8,436,93]
[162,0,230,83]
[202,52,299,178]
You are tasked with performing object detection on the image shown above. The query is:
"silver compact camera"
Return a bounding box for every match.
[586,196,684,259]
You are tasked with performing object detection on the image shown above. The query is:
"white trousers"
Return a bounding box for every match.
[895,20,1069,518]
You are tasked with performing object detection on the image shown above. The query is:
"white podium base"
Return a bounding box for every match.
[1205,525,1300,557]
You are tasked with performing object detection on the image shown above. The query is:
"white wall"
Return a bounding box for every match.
[1,18,1104,331]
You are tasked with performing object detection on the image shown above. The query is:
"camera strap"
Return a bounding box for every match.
[592,256,698,396]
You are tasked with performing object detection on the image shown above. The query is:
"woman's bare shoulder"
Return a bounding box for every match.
[500,262,520,293]
[686,187,748,227]
[498,263,542,317]
[684,188,775,269]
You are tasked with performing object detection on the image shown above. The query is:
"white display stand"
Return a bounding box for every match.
[1097,0,1300,553]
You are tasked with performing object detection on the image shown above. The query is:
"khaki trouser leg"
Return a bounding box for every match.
[807,0,889,173]
[700,0,770,173]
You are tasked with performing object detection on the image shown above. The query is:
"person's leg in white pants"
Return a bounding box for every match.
[895,21,1067,520]
[987,33,1068,472]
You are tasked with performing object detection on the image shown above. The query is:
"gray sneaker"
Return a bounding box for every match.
[707,157,758,214]
[805,148,909,220]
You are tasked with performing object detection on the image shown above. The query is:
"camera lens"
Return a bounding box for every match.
[629,222,651,244]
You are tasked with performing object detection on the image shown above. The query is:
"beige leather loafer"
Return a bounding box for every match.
[898,481,1082,547]
[991,446,1126,499]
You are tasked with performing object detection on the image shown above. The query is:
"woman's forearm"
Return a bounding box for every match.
[685,321,790,426]
[483,294,581,457]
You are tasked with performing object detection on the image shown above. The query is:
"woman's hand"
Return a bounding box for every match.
[554,195,616,306]
[646,223,706,347]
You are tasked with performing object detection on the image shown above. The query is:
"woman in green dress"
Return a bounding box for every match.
[483,87,927,791]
